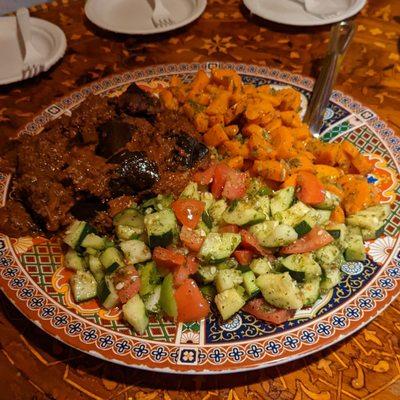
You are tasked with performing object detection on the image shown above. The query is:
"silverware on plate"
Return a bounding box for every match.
[151,0,175,28]
[16,8,45,79]
[304,20,356,136]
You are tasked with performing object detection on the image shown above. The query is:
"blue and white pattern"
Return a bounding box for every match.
[341,262,364,275]
[220,314,242,332]
[98,335,114,349]
[300,330,317,344]
[133,344,149,358]
[115,340,131,354]
[228,347,245,362]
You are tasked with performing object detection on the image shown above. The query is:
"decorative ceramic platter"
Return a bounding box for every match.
[0,62,399,374]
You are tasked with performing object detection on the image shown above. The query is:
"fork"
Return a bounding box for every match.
[16,8,45,78]
[304,20,355,136]
[151,0,175,28]
[23,64,45,80]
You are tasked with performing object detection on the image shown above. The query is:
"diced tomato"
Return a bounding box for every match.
[172,199,205,229]
[240,230,269,256]
[296,171,325,205]
[211,163,232,199]
[173,264,189,287]
[280,226,334,254]
[153,247,186,270]
[222,170,248,200]
[179,226,205,252]
[186,255,199,274]
[173,255,199,287]
[113,266,141,304]
[175,279,210,322]
[219,224,240,233]
[193,165,216,185]
[242,298,295,325]
[233,249,254,265]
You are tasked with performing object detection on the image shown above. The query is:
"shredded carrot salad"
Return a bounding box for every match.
[158,68,380,217]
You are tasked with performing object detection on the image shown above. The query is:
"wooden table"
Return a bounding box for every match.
[1,0,400,398]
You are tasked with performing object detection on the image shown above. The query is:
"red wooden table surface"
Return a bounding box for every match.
[0,0,400,399]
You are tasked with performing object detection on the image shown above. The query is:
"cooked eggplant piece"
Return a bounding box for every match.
[70,196,108,221]
[172,134,209,169]
[96,120,135,158]
[108,151,160,195]
[116,83,161,116]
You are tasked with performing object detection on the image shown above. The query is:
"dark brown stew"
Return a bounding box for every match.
[0,84,210,237]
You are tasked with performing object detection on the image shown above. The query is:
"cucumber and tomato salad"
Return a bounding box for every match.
[62,162,390,334]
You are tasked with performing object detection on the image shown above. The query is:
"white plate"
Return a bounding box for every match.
[243,0,366,26]
[85,0,207,35]
[0,16,67,85]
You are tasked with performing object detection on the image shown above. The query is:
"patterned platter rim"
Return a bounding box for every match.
[0,62,399,374]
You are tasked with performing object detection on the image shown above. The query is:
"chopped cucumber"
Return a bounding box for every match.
[237,265,251,273]
[64,220,95,251]
[326,229,341,240]
[200,191,215,210]
[216,258,239,270]
[113,209,144,232]
[247,177,272,197]
[215,269,243,293]
[249,258,273,275]
[160,274,178,318]
[270,186,295,217]
[120,240,152,265]
[180,181,200,200]
[344,227,366,261]
[346,204,390,231]
[88,255,104,282]
[201,211,213,230]
[314,244,343,270]
[104,262,119,275]
[196,265,218,283]
[70,271,97,302]
[115,225,142,241]
[97,275,120,309]
[65,249,87,271]
[85,247,98,256]
[242,270,260,297]
[326,223,347,250]
[314,191,340,210]
[209,199,228,224]
[198,232,241,263]
[200,285,216,302]
[81,233,106,250]
[250,221,298,247]
[300,278,321,306]
[253,195,270,219]
[99,247,124,269]
[313,209,331,226]
[361,226,384,241]
[140,194,174,214]
[222,199,266,227]
[143,285,162,313]
[294,220,312,236]
[215,288,245,320]
[138,261,162,296]
[274,201,311,227]
[280,253,321,282]
[256,272,303,309]
[144,209,177,248]
[122,294,149,334]
[320,268,342,293]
